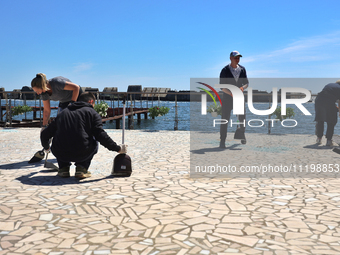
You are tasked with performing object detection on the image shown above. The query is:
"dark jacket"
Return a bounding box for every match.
[219,64,248,88]
[41,101,120,162]
[314,83,340,123]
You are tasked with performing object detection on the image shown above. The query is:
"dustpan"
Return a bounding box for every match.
[111,96,132,177]
[44,151,58,170]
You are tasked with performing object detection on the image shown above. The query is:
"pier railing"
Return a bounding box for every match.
[0,91,191,129]
[0,90,318,131]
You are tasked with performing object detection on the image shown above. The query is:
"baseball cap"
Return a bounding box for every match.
[230,51,242,57]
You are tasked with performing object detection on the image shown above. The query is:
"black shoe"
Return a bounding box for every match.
[57,166,70,178]
[241,139,247,145]
[75,166,91,179]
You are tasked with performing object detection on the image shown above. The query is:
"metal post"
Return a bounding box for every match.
[174,94,178,130]
[129,95,134,129]
[112,93,114,114]
[9,94,12,127]
[4,93,9,125]
[24,93,27,120]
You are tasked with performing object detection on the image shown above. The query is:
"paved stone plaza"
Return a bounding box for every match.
[1,128,340,254]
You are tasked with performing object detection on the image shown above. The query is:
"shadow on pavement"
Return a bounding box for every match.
[0,160,43,170]
[15,172,127,186]
[0,158,58,170]
[303,144,335,150]
[190,144,241,154]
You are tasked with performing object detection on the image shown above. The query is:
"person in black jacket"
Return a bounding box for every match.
[41,92,127,179]
[219,50,249,148]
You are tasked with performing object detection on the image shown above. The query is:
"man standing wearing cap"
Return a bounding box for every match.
[219,50,249,148]
[314,80,340,147]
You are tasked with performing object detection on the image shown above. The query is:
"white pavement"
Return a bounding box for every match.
[0,128,340,255]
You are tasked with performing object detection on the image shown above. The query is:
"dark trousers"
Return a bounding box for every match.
[220,94,246,141]
[57,154,94,170]
[316,121,336,140]
[314,95,337,141]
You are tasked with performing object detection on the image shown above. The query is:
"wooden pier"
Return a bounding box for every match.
[101,107,149,129]
[0,105,149,128]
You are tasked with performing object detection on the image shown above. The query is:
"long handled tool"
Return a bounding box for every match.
[111,96,132,177]
[44,151,58,170]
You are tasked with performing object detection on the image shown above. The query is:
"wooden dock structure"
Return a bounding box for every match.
[0,106,149,128]
[102,107,149,129]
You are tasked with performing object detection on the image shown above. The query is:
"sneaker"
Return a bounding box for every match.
[326,140,338,147]
[57,166,70,178]
[75,165,91,179]
[316,137,322,145]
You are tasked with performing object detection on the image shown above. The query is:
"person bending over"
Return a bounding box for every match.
[315,80,340,147]
[31,73,82,129]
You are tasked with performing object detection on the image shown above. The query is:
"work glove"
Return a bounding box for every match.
[119,144,127,154]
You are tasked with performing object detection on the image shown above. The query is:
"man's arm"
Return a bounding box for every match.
[241,67,249,91]
[40,120,57,150]
[91,112,121,152]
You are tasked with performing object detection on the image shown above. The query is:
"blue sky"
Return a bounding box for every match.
[1,0,340,94]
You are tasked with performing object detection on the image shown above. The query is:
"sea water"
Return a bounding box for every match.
[2,99,339,135]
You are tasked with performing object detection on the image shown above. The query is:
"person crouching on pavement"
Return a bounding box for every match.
[41,92,127,179]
